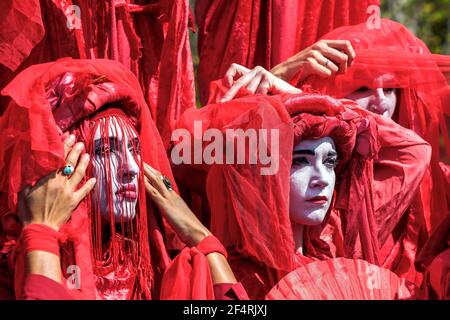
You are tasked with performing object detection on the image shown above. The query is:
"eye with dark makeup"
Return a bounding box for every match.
[128,137,141,155]
[354,86,370,93]
[292,156,309,166]
[292,150,338,169]
[324,156,338,169]
[94,138,119,157]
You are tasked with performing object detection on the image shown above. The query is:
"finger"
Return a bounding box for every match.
[255,79,271,94]
[326,40,356,66]
[144,177,164,205]
[224,63,249,87]
[74,177,96,204]
[68,153,90,189]
[220,68,258,102]
[245,73,264,93]
[63,134,76,158]
[310,50,339,74]
[320,47,348,73]
[305,58,332,78]
[64,142,85,169]
[143,163,169,196]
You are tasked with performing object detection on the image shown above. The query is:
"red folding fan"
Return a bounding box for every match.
[266,258,415,300]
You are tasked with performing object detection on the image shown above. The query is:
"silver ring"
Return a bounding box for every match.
[324,59,330,67]
[62,164,74,176]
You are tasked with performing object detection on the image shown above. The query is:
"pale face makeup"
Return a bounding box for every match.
[91,116,141,223]
[345,87,398,119]
[289,137,337,226]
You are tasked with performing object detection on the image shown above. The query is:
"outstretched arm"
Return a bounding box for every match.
[270,40,356,83]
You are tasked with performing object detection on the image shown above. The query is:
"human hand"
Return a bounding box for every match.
[143,163,211,247]
[18,135,96,231]
[220,63,302,102]
[271,40,356,82]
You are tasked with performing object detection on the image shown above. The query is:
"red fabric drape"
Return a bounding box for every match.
[0,0,195,148]
[195,0,380,105]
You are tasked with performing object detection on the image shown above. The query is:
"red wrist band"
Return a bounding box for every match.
[21,224,61,257]
[196,235,228,259]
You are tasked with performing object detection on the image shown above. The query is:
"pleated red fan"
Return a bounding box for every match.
[265,258,414,300]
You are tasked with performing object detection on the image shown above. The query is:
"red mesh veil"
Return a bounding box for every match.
[174,83,382,297]
[301,19,450,282]
[0,58,179,299]
[176,83,296,274]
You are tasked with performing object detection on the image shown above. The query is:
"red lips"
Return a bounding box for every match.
[306,196,328,205]
[116,183,137,200]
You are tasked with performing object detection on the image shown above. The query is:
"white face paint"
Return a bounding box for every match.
[345,87,397,119]
[289,137,337,226]
[92,116,141,223]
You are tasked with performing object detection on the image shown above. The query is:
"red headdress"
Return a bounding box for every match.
[0,58,197,299]
[285,94,380,264]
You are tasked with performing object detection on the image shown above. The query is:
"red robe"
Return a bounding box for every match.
[0,0,195,148]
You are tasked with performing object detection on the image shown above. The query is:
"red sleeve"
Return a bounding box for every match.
[213,282,249,300]
[21,274,73,300]
[371,114,431,243]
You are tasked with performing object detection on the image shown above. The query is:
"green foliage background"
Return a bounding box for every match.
[381,0,449,54]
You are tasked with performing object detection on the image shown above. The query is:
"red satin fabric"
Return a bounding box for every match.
[173,83,430,298]
[0,58,213,300]
[302,19,450,284]
[0,0,195,148]
[21,274,73,300]
[195,0,379,105]
[415,214,450,299]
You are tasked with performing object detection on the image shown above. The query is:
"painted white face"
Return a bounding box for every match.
[289,137,337,226]
[345,87,397,119]
[92,116,141,223]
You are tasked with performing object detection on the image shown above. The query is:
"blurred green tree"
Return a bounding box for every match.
[381,0,450,54]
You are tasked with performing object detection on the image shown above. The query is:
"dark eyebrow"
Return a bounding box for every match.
[293,149,315,156]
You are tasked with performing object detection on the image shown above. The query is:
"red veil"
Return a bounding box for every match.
[0,58,214,299]
[301,19,450,284]
[173,83,428,298]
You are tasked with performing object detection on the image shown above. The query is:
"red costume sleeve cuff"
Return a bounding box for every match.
[21,274,73,300]
[195,235,228,258]
[213,282,249,300]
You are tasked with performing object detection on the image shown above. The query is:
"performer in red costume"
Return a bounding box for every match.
[0,0,195,147]
[0,58,247,300]
[173,86,431,298]
[220,19,450,287]
[195,0,379,104]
